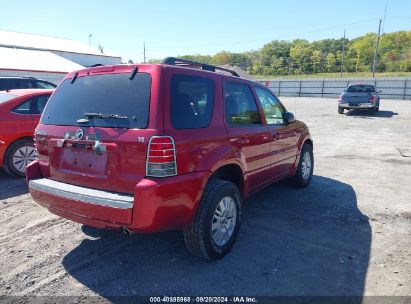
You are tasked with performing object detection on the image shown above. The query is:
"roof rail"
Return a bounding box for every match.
[161,57,240,77]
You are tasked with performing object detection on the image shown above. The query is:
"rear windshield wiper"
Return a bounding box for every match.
[83,112,128,120]
[76,113,128,125]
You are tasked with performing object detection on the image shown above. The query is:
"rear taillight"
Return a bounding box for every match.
[370,95,376,103]
[146,136,177,177]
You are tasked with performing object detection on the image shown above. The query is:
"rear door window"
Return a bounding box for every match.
[12,100,31,114]
[11,94,51,115]
[32,94,51,114]
[170,75,214,129]
[41,73,151,129]
[224,82,262,126]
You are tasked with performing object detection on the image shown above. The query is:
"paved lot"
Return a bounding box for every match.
[0,97,410,299]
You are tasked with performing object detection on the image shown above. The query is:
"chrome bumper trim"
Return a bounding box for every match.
[29,178,134,209]
[339,103,374,108]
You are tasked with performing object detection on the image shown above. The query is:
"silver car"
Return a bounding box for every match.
[338,84,381,114]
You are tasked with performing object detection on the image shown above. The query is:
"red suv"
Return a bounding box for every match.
[0,89,53,177]
[27,58,313,260]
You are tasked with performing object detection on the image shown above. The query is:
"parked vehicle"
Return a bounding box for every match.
[0,76,56,91]
[338,84,381,114]
[27,58,313,260]
[0,89,53,177]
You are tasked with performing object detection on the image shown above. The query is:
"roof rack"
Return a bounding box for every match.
[161,57,240,77]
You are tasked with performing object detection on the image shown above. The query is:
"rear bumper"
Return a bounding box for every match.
[339,102,375,109]
[29,179,134,227]
[30,178,134,209]
[27,160,210,233]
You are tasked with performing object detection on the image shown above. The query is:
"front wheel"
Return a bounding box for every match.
[338,107,344,114]
[289,143,314,187]
[183,179,242,260]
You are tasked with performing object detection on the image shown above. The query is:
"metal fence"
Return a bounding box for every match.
[258,78,411,100]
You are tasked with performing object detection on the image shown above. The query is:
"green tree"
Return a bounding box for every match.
[289,39,312,73]
[326,53,337,72]
[311,50,323,73]
[151,30,411,76]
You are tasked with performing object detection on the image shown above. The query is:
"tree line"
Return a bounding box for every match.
[154,30,411,76]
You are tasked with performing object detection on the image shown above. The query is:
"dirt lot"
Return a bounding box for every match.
[0,97,410,299]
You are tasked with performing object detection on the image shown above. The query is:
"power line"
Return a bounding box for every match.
[146,18,379,50]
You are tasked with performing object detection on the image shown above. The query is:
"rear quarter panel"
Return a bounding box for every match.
[0,95,39,166]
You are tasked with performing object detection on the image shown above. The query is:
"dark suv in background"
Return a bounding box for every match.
[0,77,56,91]
[27,58,314,260]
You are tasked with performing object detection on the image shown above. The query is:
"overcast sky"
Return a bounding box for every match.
[1,0,410,63]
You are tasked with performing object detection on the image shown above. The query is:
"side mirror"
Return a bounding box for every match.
[284,112,295,124]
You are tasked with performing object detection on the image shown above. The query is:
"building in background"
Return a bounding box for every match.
[0,29,121,84]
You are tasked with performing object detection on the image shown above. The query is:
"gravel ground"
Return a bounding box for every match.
[0,97,410,300]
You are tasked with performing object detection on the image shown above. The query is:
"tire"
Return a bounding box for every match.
[183,179,242,260]
[338,107,344,114]
[3,138,36,177]
[289,143,314,188]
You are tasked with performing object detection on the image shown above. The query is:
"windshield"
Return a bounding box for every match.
[41,73,151,129]
[0,93,17,104]
[347,85,375,93]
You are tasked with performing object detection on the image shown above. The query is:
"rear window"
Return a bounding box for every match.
[170,75,214,129]
[347,85,375,93]
[41,73,151,129]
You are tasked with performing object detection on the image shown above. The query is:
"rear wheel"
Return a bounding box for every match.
[289,143,314,188]
[338,107,344,114]
[183,179,241,260]
[3,139,36,177]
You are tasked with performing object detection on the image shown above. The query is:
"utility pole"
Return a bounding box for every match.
[88,34,92,46]
[143,42,147,63]
[372,19,382,78]
[340,29,346,78]
[287,57,291,75]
